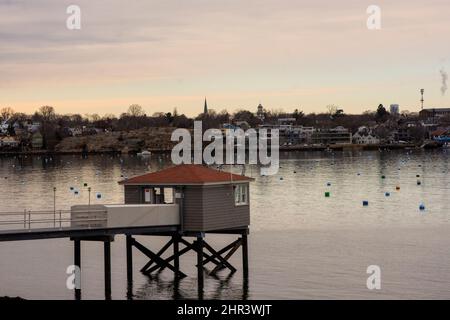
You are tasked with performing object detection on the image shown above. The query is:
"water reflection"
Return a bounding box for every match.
[1,149,450,299]
[129,272,249,300]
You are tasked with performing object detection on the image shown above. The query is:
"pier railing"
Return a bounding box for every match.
[0,209,107,231]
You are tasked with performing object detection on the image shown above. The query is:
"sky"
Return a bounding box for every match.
[1,0,450,117]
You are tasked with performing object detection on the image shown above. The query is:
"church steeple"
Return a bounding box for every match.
[203,97,208,114]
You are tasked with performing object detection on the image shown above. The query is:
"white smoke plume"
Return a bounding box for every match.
[440,68,448,95]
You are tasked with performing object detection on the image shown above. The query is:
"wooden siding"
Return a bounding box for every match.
[201,184,250,231]
[124,183,250,232]
[124,185,141,204]
[182,183,250,232]
[183,186,204,231]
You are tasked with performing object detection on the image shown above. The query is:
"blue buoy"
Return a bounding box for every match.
[419,203,425,211]
[385,192,390,197]
[363,200,369,206]
[96,193,102,199]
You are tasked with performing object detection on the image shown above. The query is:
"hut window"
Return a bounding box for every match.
[234,184,248,205]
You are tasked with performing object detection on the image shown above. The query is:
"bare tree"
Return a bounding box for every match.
[326,104,338,117]
[127,104,145,117]
[85,113,101,122]
[0,107,15,121]
[38,105,56,122]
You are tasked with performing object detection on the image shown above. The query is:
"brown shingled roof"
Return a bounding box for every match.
[118,164,253,185]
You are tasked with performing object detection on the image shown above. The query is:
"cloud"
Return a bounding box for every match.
[1,0,450,115]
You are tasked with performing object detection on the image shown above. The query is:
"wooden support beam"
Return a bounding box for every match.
[74,239,81,300]
[202,241,236,273]
[132,238,187,278]
[126,235,133,284]
[201,238,242,266]
[179,237,222,266]
[145,241,196,275]
[104,240,112,300]
[210,238,242,275]
[140,238,173,272]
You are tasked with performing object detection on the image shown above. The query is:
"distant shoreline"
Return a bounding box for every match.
[0,143,432,156]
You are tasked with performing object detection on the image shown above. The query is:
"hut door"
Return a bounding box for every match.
[143,188,153,203]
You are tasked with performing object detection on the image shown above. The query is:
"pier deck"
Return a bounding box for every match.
[0,208,249,299]
[0,224,179,242]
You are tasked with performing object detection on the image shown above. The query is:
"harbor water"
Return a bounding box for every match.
[0,149,449,299]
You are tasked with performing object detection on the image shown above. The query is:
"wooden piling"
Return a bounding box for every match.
[196,236,204,297]
[126,235,133,284]
[104,240,111,300]
[173,234,180,277]
[242,232,249,278]
[74,239,81,300]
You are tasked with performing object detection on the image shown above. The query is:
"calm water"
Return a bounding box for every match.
[0,149,449,299]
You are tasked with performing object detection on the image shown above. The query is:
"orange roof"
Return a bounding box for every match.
[118,164,253,185]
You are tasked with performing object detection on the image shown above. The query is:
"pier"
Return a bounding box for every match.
[0,164,252,299]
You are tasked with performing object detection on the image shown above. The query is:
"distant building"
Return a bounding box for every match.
[31,132,43,149]
[203,98,208,114]
[430,128,449,138]
[291,126,315,143]
[419,108,450,120]
[352,133,380,144]
[68,127,83,137]
[27,122,41,133]
[256,104,265,122]
[390,104,400,115]
[311,126,352,145]
[234,121,250,130]
[277,118,296,134]
[0,136,20,148]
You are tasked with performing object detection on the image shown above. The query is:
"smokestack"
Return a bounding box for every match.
[440,68,448,96]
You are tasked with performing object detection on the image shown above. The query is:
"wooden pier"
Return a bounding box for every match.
[0,164,253,299]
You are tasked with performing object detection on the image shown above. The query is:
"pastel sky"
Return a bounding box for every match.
[1,0,450,116]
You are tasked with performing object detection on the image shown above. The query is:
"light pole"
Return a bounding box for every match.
[420,89,424,110]
[88,187,91,208]
[53,186,56,226]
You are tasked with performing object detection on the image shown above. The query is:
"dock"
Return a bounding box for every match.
[0,164,253,300]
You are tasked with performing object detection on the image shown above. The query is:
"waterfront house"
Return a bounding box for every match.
[352,132,380,145]
[31,132,44,149]
[119,164,253,232]
[352,126,380,145]
[0,136,20,149]
[311,126,352,145]
[68,127,83,137]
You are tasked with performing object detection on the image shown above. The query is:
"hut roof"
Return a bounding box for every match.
[118,164,253,186]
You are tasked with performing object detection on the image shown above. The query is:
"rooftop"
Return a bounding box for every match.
[119,164,254,186]
[421,108,450,112]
